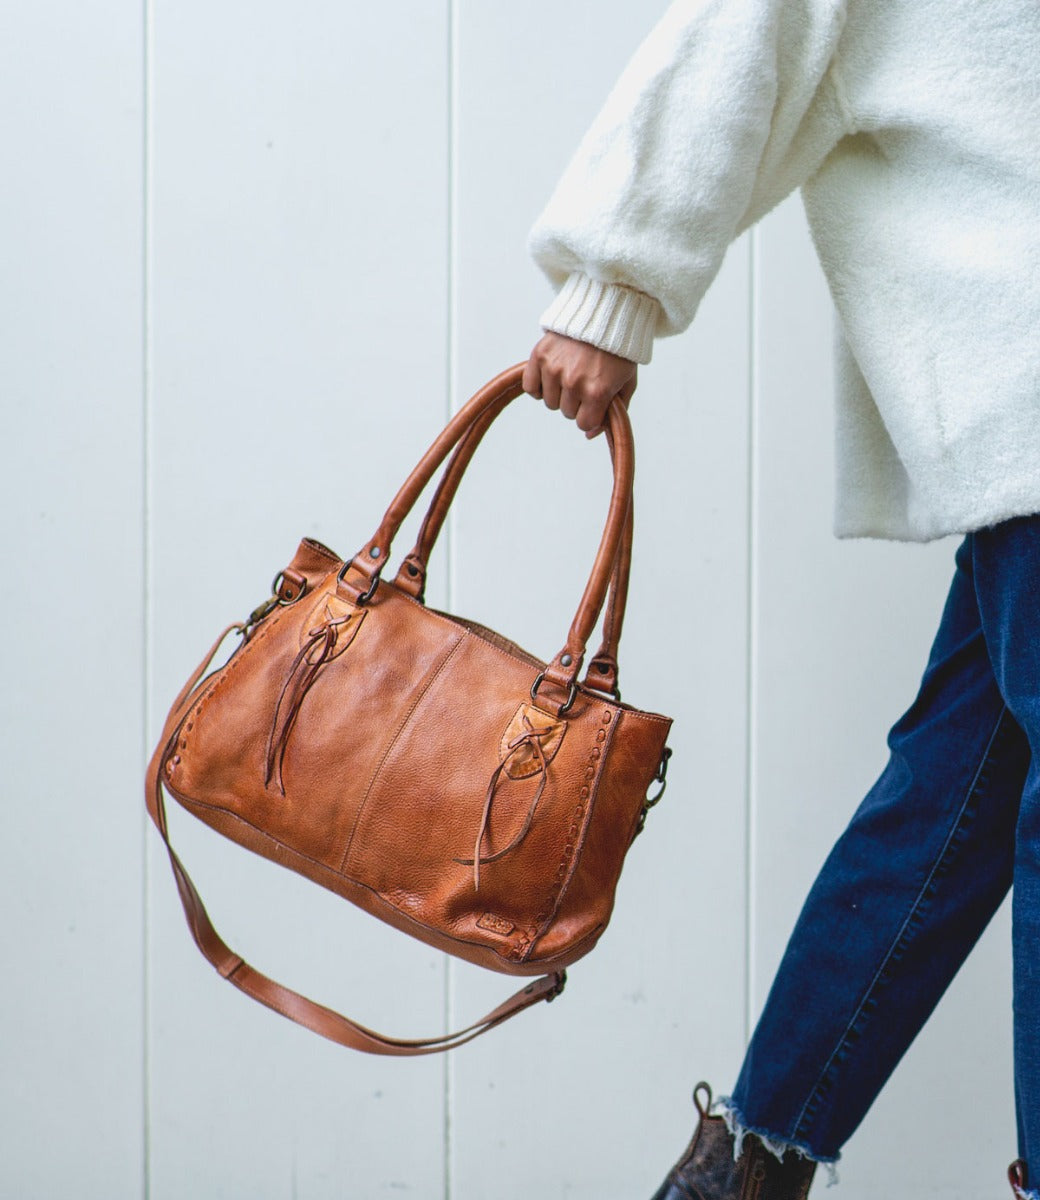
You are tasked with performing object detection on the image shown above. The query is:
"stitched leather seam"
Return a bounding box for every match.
[612,706,671,727]
[176,569,340,764]
[301,539,342,567]
[173,616,287,765]
[400,589,671,723]
[338,633,467,874]
[425,604,549,673]
[361,582,544,674]
[512,921,604,968]
[518,705,618,961]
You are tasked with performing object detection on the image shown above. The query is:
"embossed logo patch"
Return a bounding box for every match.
[477,913,515,937]
[500,702,566,780]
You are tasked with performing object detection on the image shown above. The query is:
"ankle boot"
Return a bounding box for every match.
[1010,1161,1031,1198]
[649,1084,816,1200]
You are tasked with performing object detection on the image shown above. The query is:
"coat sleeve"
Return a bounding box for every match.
[527,0,853,362]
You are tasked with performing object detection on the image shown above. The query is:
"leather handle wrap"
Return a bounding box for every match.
[342,363,635,705]
[146,632,566,1056]
[393,397,633,695]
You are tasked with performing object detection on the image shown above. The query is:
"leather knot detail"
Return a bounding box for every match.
[500,703,565,778]
[265,596,365,794]
[455,710,560,891]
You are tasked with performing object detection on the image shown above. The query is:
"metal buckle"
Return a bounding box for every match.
[244,595,279,630]
[547,970,567,1001]
[526,971,567,1003]
[530,671,578,716]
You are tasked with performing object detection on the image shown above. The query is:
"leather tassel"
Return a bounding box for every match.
[265,615,352,794]
[456,714,551,890]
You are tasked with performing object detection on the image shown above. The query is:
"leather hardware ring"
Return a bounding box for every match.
[530,671,578,717]
[271,570,303,606]
[645,746,672,808]
[338,557,382,605]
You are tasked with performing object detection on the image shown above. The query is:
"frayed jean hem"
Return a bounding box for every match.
[715,1095,840,1187]
[1012,1186,1040,1200]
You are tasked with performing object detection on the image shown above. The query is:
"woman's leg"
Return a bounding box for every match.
[724,532,1029,1165]
[968,517,1040,1185]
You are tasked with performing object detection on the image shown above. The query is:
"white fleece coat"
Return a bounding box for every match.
[528,0,1040,541]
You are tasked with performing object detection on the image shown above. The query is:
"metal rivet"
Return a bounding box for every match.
[561,653,572,667]
[407,564,419,577]
[596,662,608,673]
[370,546,382,559]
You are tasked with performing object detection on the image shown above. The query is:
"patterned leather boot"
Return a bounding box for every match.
[1010,1161,1031,1198]
[649,1084,816,1200]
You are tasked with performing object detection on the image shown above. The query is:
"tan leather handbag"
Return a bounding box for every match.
[147,364,672,1054]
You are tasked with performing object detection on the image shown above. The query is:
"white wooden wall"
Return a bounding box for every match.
[1,3,1015,1197]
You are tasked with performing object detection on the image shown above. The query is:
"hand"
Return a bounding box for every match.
[523,331,638,438]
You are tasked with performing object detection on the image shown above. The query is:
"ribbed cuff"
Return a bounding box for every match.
[539,273,660,365]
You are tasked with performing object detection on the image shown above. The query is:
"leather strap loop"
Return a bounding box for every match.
[146,630,566,1055]
[345,363,635,694]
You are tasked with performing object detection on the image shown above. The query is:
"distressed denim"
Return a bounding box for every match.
[724,517,1040,1181]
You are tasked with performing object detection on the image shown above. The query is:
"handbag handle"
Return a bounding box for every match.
[339,363,635,713]
[146,629,567,1056]
[392,400,632,698]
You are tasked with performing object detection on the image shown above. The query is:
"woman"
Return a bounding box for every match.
[522,0,1040,1195]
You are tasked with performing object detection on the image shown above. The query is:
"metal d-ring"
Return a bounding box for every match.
[337,557,381,605]
[530,671,578,716]
[645,746,672,808]
[270,570,303,606]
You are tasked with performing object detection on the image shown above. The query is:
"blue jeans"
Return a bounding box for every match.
[725,517,1040,1178]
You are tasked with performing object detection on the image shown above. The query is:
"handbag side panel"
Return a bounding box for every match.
[523,704,672,966]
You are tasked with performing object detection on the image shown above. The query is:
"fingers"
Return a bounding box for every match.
[524,331,639,438]
[542,372,562,412]
[584,370,638,439]
[618,376,638,405]
[521,357,542,400]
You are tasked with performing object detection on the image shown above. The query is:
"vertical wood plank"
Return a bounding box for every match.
[450,4,753,1196]
[0,5,145,1197]
[750,197,1014,1194]
[148,4,452,1196]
